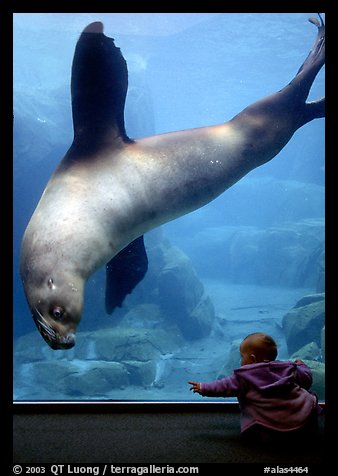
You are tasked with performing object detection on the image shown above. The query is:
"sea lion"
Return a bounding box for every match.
[20,16,325,350]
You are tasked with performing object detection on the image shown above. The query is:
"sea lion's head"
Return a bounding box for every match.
[21,266,83,350]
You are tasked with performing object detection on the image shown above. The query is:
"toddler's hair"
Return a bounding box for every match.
[242,332,278,361]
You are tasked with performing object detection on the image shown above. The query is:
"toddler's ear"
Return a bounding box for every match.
[250,354,257,363]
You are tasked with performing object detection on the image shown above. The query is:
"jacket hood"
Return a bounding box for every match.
[235,360,300,395]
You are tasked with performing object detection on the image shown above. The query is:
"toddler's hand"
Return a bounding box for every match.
[188,381,202,393]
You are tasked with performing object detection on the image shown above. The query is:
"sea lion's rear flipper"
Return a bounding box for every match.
[105,236,149,314]
[70,21,132,154]
[295,14,325,80]
[288,13,325,126]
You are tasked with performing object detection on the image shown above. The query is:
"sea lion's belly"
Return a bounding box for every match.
[22,121,266,278]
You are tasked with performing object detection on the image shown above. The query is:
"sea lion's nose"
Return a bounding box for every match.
[57,333,76,349]
[48,333,76,350]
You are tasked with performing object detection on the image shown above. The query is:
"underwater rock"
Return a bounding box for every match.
[73,327,171,389]
[186,217,324,288]
[316,252,325,293]
[302,359,325,401]
[290,342,321,362]
[14,332,49,363]
[14,325,183,395]
[157,245,215,339]
[282,295,325,355]
[187,293,216,337]
[121,304,163,330]
[100,228,216,341]
[216,338,242,378]
[92,327,180,362]
[294,293,325,308]
[123,360,156,387]
[17,360,129,397]
[64,361,129,396]
[16,360,81,394]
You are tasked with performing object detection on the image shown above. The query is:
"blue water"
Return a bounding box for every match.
[13,13,325,401]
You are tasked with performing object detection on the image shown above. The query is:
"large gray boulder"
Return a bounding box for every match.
[216,339,242,378]
[290,342,321,362]
[302,360,325,401]
[64,361,129,396]
[102,228,216,341]
[282,294,325,356]
[157,245,215,339]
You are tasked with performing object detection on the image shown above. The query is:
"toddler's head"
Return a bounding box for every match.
[240,332,277,366]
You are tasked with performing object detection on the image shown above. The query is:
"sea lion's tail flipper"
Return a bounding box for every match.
[105,236,149,314]
[289,13,325,126]
[70,22,132,153]
[295,14,325,80]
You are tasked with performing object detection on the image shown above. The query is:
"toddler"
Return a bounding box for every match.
[189,332,321,442]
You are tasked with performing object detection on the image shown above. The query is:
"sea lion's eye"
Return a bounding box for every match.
[52,306,64,320]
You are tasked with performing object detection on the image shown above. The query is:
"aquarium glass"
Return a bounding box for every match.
[13,13,325,402]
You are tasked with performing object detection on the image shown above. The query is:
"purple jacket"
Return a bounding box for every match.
[200,361,318,432]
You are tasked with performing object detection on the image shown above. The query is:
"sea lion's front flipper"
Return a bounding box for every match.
[70,21,132,154]
[105,236,149,314]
